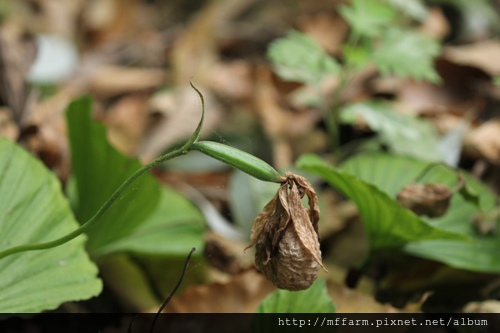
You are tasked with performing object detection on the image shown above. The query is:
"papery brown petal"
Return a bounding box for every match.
[291,173,321,235]
[245,191,279,251]
[288,182,326,271]
[271,183,292,248]
[255,224,320,291]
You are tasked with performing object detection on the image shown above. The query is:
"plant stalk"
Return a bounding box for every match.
[0,82,206,261]
[0,148,188,260]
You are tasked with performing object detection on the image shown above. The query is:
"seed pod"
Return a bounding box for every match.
[190,141,284,183]
[246,172,325,291]
[397,183,453,218]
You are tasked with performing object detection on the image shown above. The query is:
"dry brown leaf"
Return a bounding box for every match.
[246,172,325,291]
[161,270,275,313]
[419,7,450,40]
[327,280,400,313]
[138,85,221,160]
[0,25,37,125]
[463,300,500,313]
[100,93,150,156]
[169,0,219,85]
[206,61,253,101]
[89,65,166,98]
[464,119,500,164]
[254,66,320,168]
[0,107,19,140]
[444,40,500,76]
[81,0,143,42]
[204,232,254,275]
[297,12,348,56]
[9,0,85,37]
[397,183,453,218]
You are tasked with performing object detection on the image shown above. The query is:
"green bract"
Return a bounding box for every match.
[190,141,284,183]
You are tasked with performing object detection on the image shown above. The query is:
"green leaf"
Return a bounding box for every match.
[382,0,428,21]
[339,153,496,234]
[342,43,371,71]
[256,280,335,313]
[267,30,340,86]
[459,181,481,210]
[340,153,500,272]
[340,0,397,38]
[297,154,467,250]
[374,28,441,83]
[404,239,500,273]
[66,96,160,256]
[0,138,102,312]
[340,101,441,161]
[91,187,205,256]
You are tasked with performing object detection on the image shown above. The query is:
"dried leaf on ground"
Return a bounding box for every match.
[10,0,85,37]
[89,65,166,98]
[297,12,348,56]
[327,280,400,313]
[464,119,500,164]
[0,107,19,140]
[254,66,320,168]
[204,232,254,275]
[161,270,275,313]
[100,93,150,156]
[419,7,450,40]
[81,0,145,43]
[463,300,500,313]
[206,61,254,101]
[0,26,37,125]
[138,85,221,160]
[444,40,500,76]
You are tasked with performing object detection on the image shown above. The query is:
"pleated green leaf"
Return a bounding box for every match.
[340,153,499,272]
[340,153,496,234]
[66,96,160,256]
[93,187,205,256]
[256,280,335,313]
[66,96,204,258]
[297,154,467,250]
[0,138,102,312]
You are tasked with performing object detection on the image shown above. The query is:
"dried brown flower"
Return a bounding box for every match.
[245,172,325,291]
[397,183,453,218]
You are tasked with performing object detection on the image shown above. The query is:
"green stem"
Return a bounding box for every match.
[0,82,206,260]
[0,148,188,260]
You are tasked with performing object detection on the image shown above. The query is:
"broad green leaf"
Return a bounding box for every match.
[340,101,441,161]
[297,154,466,250]
[66,96,160,256]
[340,153,499,272]
[256,280,335,313]
[0,138,102,312]
[459,182,481,210]
[92,187,205,256]
[339,153,496,234]
[267,30,340,86]
[374,28,441,83]
[404,239,500,273]
[340,0,397,38]
[382,0,428,21]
